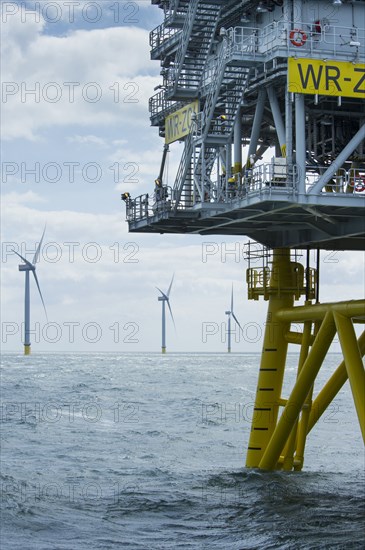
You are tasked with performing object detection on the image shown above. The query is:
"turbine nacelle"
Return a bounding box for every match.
[19,264,35,272]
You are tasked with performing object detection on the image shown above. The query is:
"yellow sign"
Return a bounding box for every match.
[288,58,365,98]
[165,100,199,144]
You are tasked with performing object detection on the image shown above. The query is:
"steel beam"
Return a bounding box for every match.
[247,88,266,165]
[306,331,365,433]
[309,124,365,194]
[334,313,365,442]
[295,93,306,195]
[267,85,286,154]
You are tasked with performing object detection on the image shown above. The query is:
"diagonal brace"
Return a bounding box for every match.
[333,313,365,443]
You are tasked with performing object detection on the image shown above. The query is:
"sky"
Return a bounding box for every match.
[1,0,364,353]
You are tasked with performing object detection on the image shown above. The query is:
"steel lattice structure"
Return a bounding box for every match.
[123,0,365,470]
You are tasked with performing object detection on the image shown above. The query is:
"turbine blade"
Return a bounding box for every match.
[14,250,33,269]
[231,285,234,311]
[32,271,48,320]
[166,273,174,298]
[166,299,176,330]
[33,225,46,264]
[156,287,168,300]
[232,312,243,332]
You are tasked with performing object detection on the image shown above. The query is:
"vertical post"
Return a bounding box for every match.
[226,141,232,181]
[247,88,266,164]
[305,248,310,301]
[359,118,365,156]
[246,249,295,468]
[225,141,232,200]
[201,141,205,201]
[227,314,231,353]
[24,270,31,355]
[162,300,166,353]
[295,93,306,194]
[285,88,293,167]
[234,108,242,176]
[316,249,320,304]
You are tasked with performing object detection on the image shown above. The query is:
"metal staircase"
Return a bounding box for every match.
[172,132,194,211]
[167,0,221,100]
[203,62,250,141]
[193,54,251,202]
[171,29,251,210]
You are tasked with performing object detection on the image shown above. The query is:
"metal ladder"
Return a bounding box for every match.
[168,1,221,99]
[172,132,194,211]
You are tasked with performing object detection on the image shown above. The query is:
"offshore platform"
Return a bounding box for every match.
[123,0,365,471]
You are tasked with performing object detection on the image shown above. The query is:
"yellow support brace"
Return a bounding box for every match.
[334,313,365,443]
[282,318,313,471]
[306,331,365,433]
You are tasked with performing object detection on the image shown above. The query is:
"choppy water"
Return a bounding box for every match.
[1,353,364,549]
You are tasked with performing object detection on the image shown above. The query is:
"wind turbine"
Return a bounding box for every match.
[14,228,47,355]
[225,285,243,353]
[156,274,175,354]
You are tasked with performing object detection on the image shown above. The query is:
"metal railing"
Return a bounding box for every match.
[305,167,365,194]
[125,187,174,222]
[247,264,317,301]
[227,21,365,61]
[124,165,365,223]
[150,22,180,52]
[149,90,185,120]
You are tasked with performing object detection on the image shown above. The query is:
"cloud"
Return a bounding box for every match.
[68,134,108,147]
[1,190,46,205]
[2,5,159,140]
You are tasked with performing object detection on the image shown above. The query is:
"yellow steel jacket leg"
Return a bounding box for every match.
[258,311,336,470]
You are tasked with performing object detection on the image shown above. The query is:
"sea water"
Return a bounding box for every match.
[1,353,364,549]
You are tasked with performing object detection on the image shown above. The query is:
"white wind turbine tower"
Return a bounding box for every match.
[225,285,243,353]
[156,274,175,354]
[14,228,47,355]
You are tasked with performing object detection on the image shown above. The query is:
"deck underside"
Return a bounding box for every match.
[128,193,365,250]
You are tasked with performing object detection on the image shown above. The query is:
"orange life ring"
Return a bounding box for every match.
[354,178,365,192]
[290,29,307,47]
